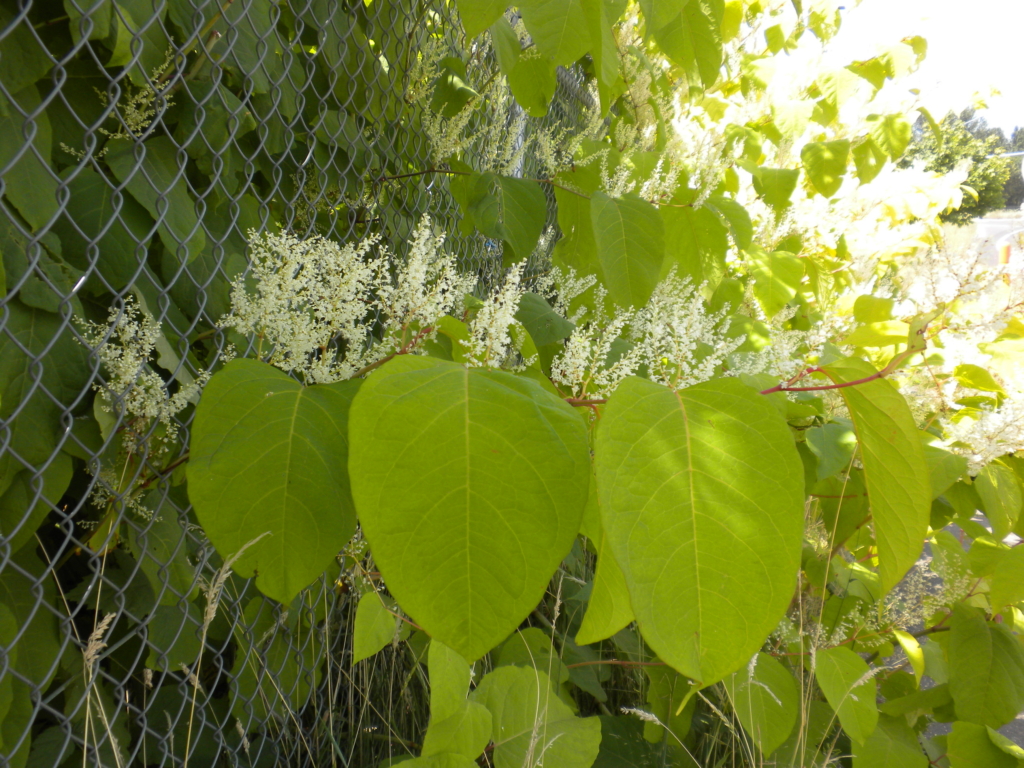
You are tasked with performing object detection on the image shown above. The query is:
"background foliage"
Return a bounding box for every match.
[1,0,1024,767]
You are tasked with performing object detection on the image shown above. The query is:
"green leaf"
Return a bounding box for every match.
[0,453,72,554]
[0,300,90,481]
[0,86,58,230]
[497,628,570,692]
[516,293,575,347]
[868,114,912,160]
[953,364,1005,394]
[821,357,931,594]
[50,165,154,291]
[128,493,199,606]
[801,140,850,197]
[105,136,206,263]
[506,54,557,116]
[518,0,590,67]
[852,137,888,184]
[64,0,111,43]
[348,356,590,661]
[353,593,405,663]
[948,605,1024,729]
[705,193,753,250]
[724,653,799,756]
[188,359,360,604]
[456,0,507,38]
[591,192,664,308]
[922,441,967,499]
[752,167,800,212]
[0,6,53,96]
[580,0,622,110]
[470,665,602,768]
[946,721,1017,768]
[749,249,803,317]
[595,377,804,684]
[852,714,928,768]
[591,716,662,768]
[974,462,1022,539]
[552,180,599,273]
[892,630,925,687]
[497,177,547,265]
[0,603,17,724]
[805,422,857,481]
[814,645,878,745]
[990,545,1024,611]
[653,0,723,90]
[576,529,634,645]
[638,0,686,32]
[660,204,728,288]
[490,16,521,74]
[145,603,203,673]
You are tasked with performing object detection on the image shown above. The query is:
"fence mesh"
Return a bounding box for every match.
[0,1,588,765]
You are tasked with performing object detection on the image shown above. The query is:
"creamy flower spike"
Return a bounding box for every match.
[222,217,473,383]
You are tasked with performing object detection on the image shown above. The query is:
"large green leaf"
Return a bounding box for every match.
[552,182,599,273]
[595,377,804,684]
[50,165,154,291]
[660,204,728,287]
[801,140,850,197]
[188,359,360,604]
[0,86,58,230]
[128,492,199,606]
[581,0,623,110]
[821,357,930,593]
[947,605,1024,729]
[518,0,591,66]
[105,136,206,263]
[497,177,546,265]
[852,714,928,768]
[814,645,878,745]
[470,665,602,768]
[0,6,53,97]
[348,356,590,661]
[590,192,664,308]
[724,653,799,756]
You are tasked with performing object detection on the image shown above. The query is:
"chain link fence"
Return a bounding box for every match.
[0,1,589,764]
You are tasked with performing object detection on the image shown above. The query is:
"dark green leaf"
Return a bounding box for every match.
[0,86,58,230]
[948,605,1024,729]
[105,136,206,263]
[515,293,574,347]
[590,192,664,308]
[660,204,728,287]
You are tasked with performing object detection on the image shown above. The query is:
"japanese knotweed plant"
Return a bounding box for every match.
[10,0,1024,765]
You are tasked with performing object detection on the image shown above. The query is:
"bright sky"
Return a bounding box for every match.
[823,0,1024,134]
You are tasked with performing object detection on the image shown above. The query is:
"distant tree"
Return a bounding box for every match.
[900,109,1013,224]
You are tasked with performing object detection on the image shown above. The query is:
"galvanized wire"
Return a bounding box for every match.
[0,1,587,765]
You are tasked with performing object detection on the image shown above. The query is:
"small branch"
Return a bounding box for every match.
[760,346,923,396]
[566,398,607,407]
[349,354,396,379]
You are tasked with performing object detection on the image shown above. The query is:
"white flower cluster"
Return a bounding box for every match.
[464,261,527,369]
[942,401,1024,475]
[550,270,739,398]
[222,217,473,383]
[79,297,209,449]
